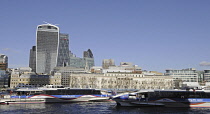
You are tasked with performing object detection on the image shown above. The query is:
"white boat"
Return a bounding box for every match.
[0,85,111,104]
[112,89,210,108]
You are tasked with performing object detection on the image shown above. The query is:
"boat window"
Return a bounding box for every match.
[44,89,101,95]
[151,91,210,98]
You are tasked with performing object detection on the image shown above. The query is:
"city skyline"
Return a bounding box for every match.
[1,0,210,72]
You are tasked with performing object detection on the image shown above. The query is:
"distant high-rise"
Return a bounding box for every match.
[83,49,93,58]
[57,34,70,67]
[102,59,115,69]
[29,46,36,72]
[0,54,8,70]
[69,50,94,69]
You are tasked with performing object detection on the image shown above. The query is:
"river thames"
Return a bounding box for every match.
[1,101,210,114]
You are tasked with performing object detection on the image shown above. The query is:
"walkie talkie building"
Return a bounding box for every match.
[36,24,60,74]
[36,24,70,74]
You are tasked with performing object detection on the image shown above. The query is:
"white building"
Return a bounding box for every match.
[204,70,210,86]
[102,62,141,74]
[69,73,173,90]
[165,68,199,88]
[53,67,88,87]
[102,59,115,69]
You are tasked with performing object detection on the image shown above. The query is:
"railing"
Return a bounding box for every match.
[0,98,45,104]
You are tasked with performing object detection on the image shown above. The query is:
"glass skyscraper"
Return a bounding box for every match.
[36,24,70,74]
[29,46,36,72]
[36,24,59,74]
[57,34,70,67]
[69,50,94,69]
[0,54,8,70]
[31,23,92,74]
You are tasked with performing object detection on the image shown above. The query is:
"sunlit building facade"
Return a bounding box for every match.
[57,33,70,67]
[0,70,8,88]
[36,24,70,74]
[10,71,61,88]
[0,54,8,70]
[69,50,94,69]
[36,24,60,74]
[29,46,36,72]
[102,59,115,69]
[165,68,199,88]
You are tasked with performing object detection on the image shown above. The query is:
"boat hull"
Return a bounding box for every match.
[114,99,210,108]
[0,95,111,104]
[112,89,210,108]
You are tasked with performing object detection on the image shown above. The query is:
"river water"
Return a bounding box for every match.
[0,101,210,114]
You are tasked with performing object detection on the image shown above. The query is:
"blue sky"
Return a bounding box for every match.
[1,0,210,72]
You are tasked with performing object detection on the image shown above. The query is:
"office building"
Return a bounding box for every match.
[29,46,36,72]
[102,62,142,74]
[0,54,8,64]
[83,49,93,58]
[69,50,94,69]
[204,70,210,86]
[0,54,8,70]
[102,59,115,69]
[57,33,70,67]
[165,68,199,88]
[36,24,60,74]
[10,70,61,88]
[53,67,87,87]
[30,23,94,74]
[0,70,8,88]
[36,24,70,74]
[68,73,173,90]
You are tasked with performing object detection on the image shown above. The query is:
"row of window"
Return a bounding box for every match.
[146,91,210,98]
[44,89,101,95]
[105,74,143,77]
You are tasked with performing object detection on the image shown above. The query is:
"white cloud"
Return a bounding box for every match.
[2,48,10,51]
[1,48,19,53]
[199,61,210,66]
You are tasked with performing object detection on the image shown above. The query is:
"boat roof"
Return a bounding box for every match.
[136,89,210,93]
[15,88,102,92]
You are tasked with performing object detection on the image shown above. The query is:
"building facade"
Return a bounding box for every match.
[102,62,142,74]
[34,24,93,74]
[57,33,70,67]
[69,50,94,69]
[53,67,87,87]
[102,59,115,69]
[204,70,210,86]
[29,46,36,72]
[165,68,199,88]
[36,24,71,74]
[68,73,173,90]
[83,49,93,58]
[0,54,8,70]
[36,24,60,74]
[10,71,61,88]
[0,70,8,88]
